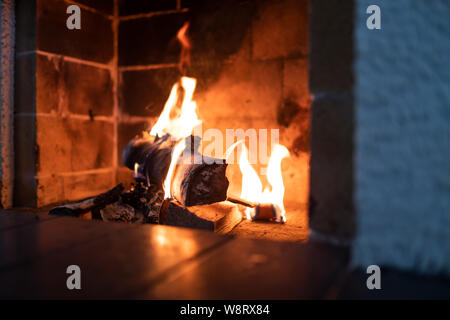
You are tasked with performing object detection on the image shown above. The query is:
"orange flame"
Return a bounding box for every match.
[177,21,191,74]
[150,76,201,140]
[239,145,263,220]
[149,23,197,198]
[262,144,289,222]
[237,143,289,222]
[163,139,186,199]
[150,21,198,140]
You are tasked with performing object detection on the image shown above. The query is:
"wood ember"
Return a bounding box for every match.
[100,202,140,223]
[49,182,164,224]
[120,181,164,224]
[122,133,229,206]
[49,180,244,234]
[160,200,243,234]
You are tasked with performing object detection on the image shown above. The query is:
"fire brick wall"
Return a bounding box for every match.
[14,0,117,207]
[353,0,450,276]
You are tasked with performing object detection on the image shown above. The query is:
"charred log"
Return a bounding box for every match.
[49,184,124,217]
[122,133,229,206]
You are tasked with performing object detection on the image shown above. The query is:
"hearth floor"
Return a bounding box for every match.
[229,201,309,242]
[1,209,449,299]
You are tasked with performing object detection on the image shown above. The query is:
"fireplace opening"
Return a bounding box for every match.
[12,0,310,242]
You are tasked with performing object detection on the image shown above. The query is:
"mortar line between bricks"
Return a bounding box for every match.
[36,167,115,180]
[118,114,155,123]
[64,0,114,19]
[14,113,115,123]
[119,8,189,22]
[118,63,178,71]
[118,55,308,72]
[252,54,308,63]
[35,50,113,70]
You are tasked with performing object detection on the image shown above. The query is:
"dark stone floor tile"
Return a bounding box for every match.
[0,210,56,231]
[0,220,228,299]
[0,211,352,300]
[0,217,129,269]
[140,240,349,299]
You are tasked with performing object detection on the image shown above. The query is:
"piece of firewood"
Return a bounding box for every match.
[122,133,174,188]
[122,134,229,206]
[160,200,243,234]
[49,184,124,217]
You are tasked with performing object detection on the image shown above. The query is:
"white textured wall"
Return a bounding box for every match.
[353,0,450,275]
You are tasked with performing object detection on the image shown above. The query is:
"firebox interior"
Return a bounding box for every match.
[14,0,310,242]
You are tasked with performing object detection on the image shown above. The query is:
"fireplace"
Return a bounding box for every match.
[11,0,310,241]
[9,0,356,243]
[4,0,450,300]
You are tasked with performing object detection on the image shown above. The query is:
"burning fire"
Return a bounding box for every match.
[149,74,290,217]
[144,22,289,222]
[150,76,201,140]
[147,22,202,199]
[148,76,200,199]
[177,21,191,74]
[238,143,289,222]
[261,144,289,222]
[238,145,262,220]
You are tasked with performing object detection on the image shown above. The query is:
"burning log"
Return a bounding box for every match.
[122,133,229,207]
